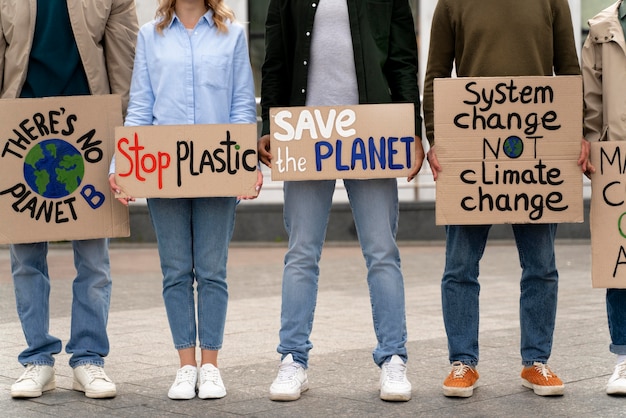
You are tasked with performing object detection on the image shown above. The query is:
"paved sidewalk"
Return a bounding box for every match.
[0,241,623,417]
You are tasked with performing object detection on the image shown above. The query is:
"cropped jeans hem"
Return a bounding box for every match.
[72,359,105,368]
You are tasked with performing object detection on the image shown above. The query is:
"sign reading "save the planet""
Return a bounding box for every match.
[269,104,416,181]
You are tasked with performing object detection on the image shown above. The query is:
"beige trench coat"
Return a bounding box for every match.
[583,0,626,143]
[0,0,138,114]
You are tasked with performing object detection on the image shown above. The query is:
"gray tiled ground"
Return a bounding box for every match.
[0,240,624,417]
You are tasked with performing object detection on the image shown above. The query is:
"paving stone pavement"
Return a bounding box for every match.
[0,240,624,417]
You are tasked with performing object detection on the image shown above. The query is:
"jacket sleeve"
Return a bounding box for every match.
[552,0,582,76]
[386,0,422,138]
[105,0,139,116]
[260,0,290,137]
[423,0,455,146]
[582,34,604,142]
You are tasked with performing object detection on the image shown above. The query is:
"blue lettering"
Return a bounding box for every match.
[369,137,386,169]
[314,136,413,172]
[351,138,367,170]
[315,141,333,171]
[400,136,414,168]
[81,184,105,209]
[335,140,349,171]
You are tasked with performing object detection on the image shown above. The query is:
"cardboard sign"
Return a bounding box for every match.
[590,141,626,288]
[114,124,258,198]
[269,104,415,181]
[0,95,129,244]
[434,76,583,225]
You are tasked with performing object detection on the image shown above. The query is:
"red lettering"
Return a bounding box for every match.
[116,133,171,189]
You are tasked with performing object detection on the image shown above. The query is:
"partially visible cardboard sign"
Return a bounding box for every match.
[114,124,258,198]
[0,95,129,244]
[269,104,415,181]
[434,76,583,225]
[590,141,626,288]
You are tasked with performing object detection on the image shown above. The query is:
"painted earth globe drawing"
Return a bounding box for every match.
[23,139,85,199]
[503,135,524,159]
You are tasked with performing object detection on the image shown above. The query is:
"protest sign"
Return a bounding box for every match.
[590,141,626,288]
[434,76,583,225]
[0,95,129,244]
[114,124,258,198]
[269,103,415,181]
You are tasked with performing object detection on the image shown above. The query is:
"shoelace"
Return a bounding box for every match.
[532,363,554,380]
[19,365,42,381]
[83,364,110,382]
[382,362,407,383]
[616,362,626,378]
[174,367,196,386]
[200,367,221,384]
[276,362,301,383]
[451,361,473,379]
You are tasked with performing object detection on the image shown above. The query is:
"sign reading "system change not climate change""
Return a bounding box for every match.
[434,76,583,225]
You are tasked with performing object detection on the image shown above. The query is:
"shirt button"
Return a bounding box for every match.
[306,31,311,36]
[301,88,306,94]
[312,3,317,7]
[303,60,308,66]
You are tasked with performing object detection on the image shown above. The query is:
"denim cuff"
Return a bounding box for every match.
[610,343,626,355]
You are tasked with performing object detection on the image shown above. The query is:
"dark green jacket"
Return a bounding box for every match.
[260,0,421,137]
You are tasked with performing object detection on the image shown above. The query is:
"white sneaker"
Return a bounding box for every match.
[269,354,309,401]
[11,364,55,398]
[607,360,626,395]
[73,364,117,398]
[168,365,198,400]
[198,364,226,399]
[380,355,412,401]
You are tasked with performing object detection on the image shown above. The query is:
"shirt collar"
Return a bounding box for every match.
[167,9,215,29]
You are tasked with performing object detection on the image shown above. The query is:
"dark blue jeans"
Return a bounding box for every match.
[607,289,626,355]
[442,223,559,367]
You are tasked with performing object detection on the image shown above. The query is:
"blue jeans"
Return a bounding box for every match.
[607,288,626,355]
[442,224,558,367]
[147,197,236,350]
[11,239,111,368]
[278,179,407,368]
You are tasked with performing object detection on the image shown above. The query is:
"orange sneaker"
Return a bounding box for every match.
[521,362,564,396]
[442,361,479,397]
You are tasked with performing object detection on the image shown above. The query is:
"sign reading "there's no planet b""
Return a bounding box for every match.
[0,95,129,244]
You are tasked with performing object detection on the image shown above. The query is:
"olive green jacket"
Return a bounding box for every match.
[423,0,581,145]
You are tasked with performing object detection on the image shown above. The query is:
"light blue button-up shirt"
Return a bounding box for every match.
[110,11,257,174]
[125,10,256,127]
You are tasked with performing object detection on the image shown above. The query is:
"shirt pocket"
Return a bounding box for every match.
[199,54,230,90]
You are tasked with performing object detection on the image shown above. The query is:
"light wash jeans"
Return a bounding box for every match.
[607,289,626,355]
[147,197,236,350]
[442,224,559,367]
[11,239,111,367]
[278,179,407,368]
